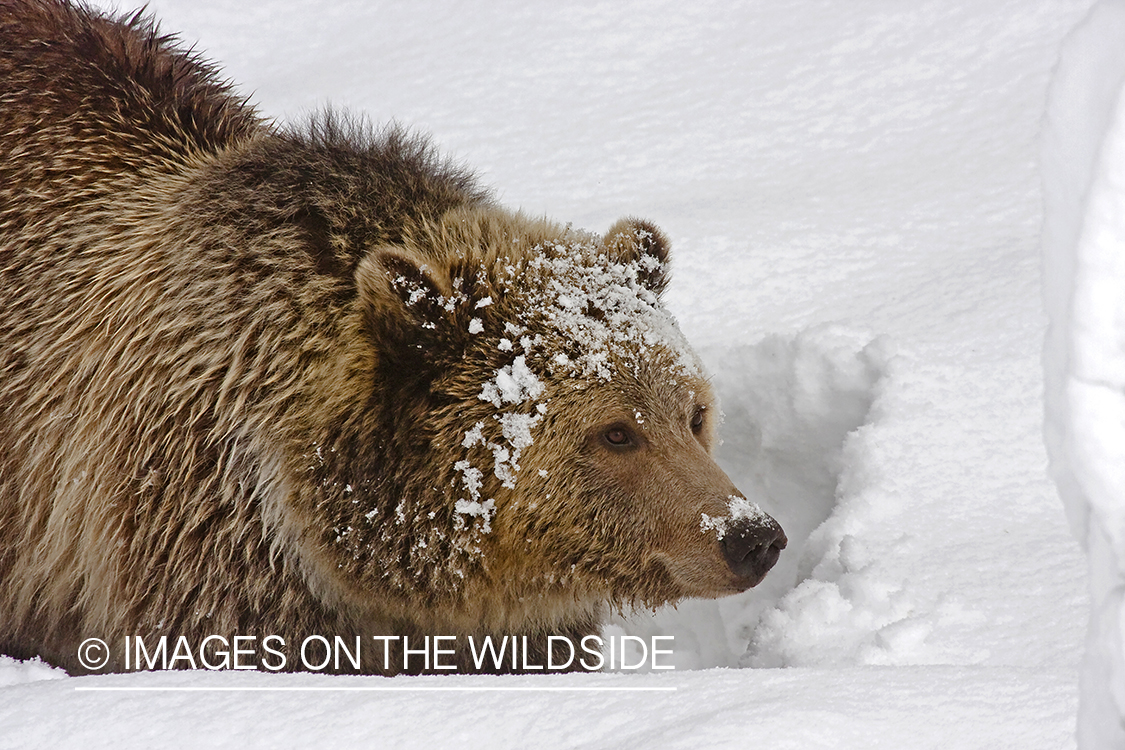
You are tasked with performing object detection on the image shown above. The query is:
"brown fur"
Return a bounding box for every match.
[0,0,784,674]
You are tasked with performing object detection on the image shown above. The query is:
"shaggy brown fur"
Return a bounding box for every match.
[0,0,785,675]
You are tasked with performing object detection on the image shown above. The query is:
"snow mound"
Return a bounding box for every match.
[1042,0,1125,745]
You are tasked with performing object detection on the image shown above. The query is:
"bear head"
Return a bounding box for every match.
[324,208,786,634]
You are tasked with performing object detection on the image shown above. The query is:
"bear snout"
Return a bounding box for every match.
[720,516,787,583]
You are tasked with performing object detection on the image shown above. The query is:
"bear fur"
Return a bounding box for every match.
[0,0,786,675]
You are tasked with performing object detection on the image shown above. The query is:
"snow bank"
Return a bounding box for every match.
[1043,1,1125,746]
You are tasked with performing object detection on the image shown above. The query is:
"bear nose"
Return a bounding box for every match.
[721,516,787,581]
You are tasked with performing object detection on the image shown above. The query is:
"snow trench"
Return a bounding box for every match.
[617,324,890,670]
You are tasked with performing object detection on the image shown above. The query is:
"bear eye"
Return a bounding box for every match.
[603,426,631,447]
[691,407,705,434]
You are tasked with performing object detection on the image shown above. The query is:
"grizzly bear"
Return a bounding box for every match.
[0,0,786,675]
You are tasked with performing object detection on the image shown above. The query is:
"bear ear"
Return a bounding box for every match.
[602,217,671,296]
[355,248,452,335]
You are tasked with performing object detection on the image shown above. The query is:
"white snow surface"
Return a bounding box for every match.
[1,0,1096,747]
[1042,1,1125,746]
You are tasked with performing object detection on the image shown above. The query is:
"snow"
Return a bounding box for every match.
[472,354,545,491]
[519,234,700,382]
[1,0,1098,747]
[1042,1,1125,746]
[478,355,542,407]
[699,495,770,541]
[453,498,495,534]
[0,666,1082,750]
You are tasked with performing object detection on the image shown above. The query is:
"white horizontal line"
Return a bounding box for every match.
[74,685,677,693]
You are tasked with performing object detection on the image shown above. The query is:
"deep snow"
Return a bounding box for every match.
[0,0,1097,747]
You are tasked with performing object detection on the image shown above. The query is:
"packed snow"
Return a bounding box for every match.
[0,0,1102,748]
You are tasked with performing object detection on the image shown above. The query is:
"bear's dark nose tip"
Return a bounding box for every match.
[721,517,787,581]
